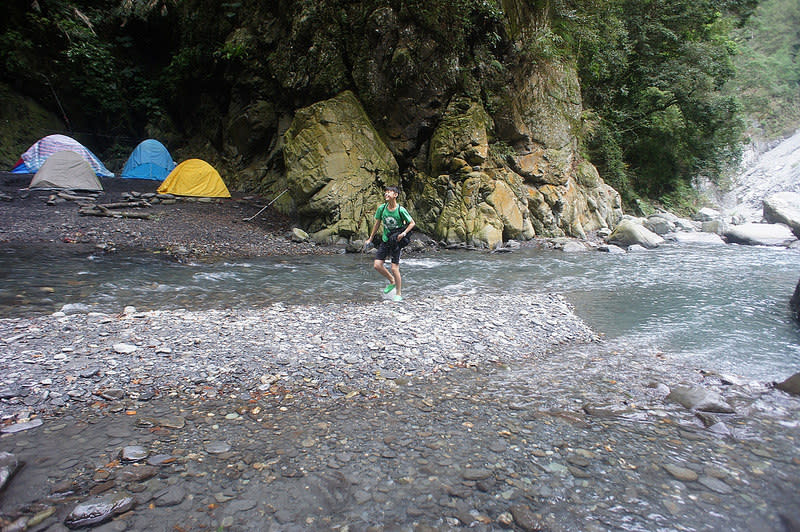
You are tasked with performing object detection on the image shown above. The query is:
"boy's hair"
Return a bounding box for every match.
[384,185,400,193]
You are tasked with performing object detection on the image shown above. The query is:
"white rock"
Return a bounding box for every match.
[113,343,138,354]
[724,222,797,246]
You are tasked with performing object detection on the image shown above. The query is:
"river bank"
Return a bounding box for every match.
[1,292,799,531]
[0,173,334,260]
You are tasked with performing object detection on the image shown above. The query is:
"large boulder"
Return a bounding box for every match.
[283,91,400,241]
[763,192,800,238]
[607,219,665,249]
[775,372,800,395]
[791,277,800,322]
[723,222,798,247]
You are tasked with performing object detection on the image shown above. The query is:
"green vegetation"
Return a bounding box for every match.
[543,0,759,208]
[727,0,800,138]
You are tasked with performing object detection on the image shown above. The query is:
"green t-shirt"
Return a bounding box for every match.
[374,203,412,241]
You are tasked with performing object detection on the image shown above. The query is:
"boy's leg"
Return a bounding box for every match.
[391,262,402,296]
[373,259,395,284]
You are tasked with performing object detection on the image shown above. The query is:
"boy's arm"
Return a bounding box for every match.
[400,218,415,238]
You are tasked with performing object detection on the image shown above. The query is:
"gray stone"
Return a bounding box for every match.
[0,452,21,492]
[763,191,800,237]
[206,441,232,454]
[697,475,733,494]
[608,219,664,249]
[666,385,735,413]
[0,418,43,434]
[120,446,148,462]
[154,485,186,507]
[663,463,698,482]
[64,493,135,528]
[775,371,800,395]
[723,222,797,246]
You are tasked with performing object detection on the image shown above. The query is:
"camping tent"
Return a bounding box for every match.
[28,151,103,191]
[157,159,230,198]
[11,134,114,177]
[120,139,176,181]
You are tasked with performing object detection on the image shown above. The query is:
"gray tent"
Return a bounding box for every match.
[29,151,103,191]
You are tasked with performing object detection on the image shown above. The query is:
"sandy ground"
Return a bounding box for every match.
[0,172,334,260]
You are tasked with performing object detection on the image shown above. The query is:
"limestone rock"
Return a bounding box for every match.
[608,219,664,249]
[429,97,491,175]
[763,192,800,237]
[693,207,721,222]
[723,222,797,247]
[645,214,676,235]
[283,90,400,241]
[290,227,309,243]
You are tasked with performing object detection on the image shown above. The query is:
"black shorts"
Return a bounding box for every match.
[376,240,402,264]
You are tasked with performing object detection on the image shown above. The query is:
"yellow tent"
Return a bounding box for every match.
[157,159,231,198]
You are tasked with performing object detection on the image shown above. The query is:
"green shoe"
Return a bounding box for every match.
[393,295,403,302]
[383,283,396,294]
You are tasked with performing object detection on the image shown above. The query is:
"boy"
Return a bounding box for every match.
[366,186,415,302]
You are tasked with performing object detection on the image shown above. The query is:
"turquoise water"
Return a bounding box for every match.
[1,242,798,380]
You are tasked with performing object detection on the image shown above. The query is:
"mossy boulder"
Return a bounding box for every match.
[283,90,400,241]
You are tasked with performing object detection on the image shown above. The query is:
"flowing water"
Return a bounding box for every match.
[2,241,798,381]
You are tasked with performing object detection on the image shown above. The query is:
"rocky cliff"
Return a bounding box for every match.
[219,1,622,247]
[3,1,623,248]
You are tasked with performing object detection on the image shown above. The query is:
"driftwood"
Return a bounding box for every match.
[57,192,100,202]
[78,205,152,219]
[95,200,151,209]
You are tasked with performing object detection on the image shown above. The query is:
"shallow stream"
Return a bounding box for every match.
[2,241,798,381]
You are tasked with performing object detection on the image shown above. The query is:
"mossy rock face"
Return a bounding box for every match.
[429,97,492,176]
[492,60,581,186]
[283,90,400,240]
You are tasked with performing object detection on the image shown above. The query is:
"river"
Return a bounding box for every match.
[2,240,798,381]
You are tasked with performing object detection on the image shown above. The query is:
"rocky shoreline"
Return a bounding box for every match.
[0,292,594,423]
[1,291,799,530]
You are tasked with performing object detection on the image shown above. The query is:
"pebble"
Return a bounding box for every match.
[206,441,231,454]
[663,463,699,482]
[120,446,148,462]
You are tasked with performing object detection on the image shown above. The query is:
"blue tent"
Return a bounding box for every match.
[120,139,176,181]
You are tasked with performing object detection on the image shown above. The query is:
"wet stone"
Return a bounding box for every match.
[117,465,158,483]
[663,463,699,482]
[206,441,231,454]
[155,416,185,429]
[147,454,175,466]
[1,418,43,434]
[697,475,733,494]
[97,389,125,401]
[121,446,148,462]
[154,485,186,507]
[462,468,493,481]
[0,452,21,491]
[226,498,258,513]
[64,492,135,529]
